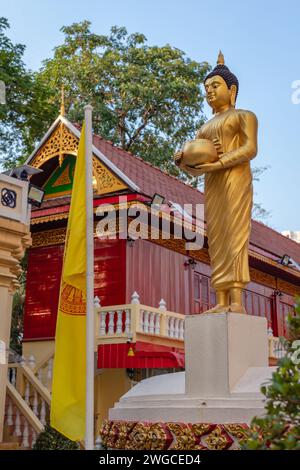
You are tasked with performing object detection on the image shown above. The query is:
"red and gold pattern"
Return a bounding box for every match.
[59,282,86,316]
[100,420,249,450]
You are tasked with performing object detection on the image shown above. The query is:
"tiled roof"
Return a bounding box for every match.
[92,134,204,207]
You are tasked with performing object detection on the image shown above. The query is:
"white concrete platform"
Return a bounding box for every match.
[109,313,273,424]
[109,367,275,423]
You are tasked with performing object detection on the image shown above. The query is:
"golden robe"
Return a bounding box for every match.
[197,108,258,290]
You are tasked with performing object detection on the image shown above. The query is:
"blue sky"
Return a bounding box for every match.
[2,0,300,232]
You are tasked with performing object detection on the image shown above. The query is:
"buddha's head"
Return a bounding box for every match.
[204,52,239,112]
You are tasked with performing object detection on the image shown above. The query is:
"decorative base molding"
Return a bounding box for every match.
[100,419,249,450]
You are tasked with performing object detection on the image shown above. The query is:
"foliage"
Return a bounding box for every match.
[0,18,49,167]
[244,298,300,450]
[33,21,209,176]
[0,18,269,215]
[10,254,28,355]
[251,166,271,221]
[33,424,79,450]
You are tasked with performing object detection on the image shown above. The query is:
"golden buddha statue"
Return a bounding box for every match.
[175,52,258,313]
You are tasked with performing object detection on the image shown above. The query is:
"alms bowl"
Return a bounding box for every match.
[181,139,218,167]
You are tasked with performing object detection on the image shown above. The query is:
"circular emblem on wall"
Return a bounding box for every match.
[1,188,17,208]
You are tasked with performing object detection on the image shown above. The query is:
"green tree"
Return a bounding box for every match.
[34,21,209,175]
[244,298,300,450]
[0,18,46,167]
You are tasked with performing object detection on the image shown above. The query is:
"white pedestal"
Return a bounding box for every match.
[185,313,268,397]
[109,312,272,425]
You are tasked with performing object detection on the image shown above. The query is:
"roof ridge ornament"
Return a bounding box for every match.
[60,85,65,117]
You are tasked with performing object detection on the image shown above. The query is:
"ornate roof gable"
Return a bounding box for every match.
[25,115,139,198]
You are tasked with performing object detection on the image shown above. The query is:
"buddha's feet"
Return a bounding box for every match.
[204,304,229,314]
[228,303,247,314]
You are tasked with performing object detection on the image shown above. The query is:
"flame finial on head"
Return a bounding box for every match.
[217,51,225,65]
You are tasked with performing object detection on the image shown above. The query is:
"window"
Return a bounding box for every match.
[193,273,215,313]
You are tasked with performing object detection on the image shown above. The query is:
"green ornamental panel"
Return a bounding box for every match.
[43,155,76,196]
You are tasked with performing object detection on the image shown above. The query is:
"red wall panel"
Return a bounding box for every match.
[24,245,64,340]
[126,240,192,314]
[94,238,126,307]
[24,239,126,340]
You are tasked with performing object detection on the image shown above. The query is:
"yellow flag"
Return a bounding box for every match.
[50,123,86,441]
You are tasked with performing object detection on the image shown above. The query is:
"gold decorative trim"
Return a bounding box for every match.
[277,278,300,297]
[31,213,69,225]
[249,267,277,289]
[31,122,78,167]
[44,190,72,200]
[92,157,127,195]
[249,249,296,275]
[32,228,66,247]
[100,420,249,450]
[30,121,127,196]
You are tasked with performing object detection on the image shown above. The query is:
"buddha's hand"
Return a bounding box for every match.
[188,160,223,175]
[212,137,223,156]
[174,150,184,167]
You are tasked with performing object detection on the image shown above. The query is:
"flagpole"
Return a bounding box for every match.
[84,104,94,450]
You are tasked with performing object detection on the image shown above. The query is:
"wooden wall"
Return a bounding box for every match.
[24,238,126,340]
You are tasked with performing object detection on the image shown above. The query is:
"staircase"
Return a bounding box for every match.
[3,355,52,449]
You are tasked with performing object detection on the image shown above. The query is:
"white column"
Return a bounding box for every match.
[84,104,94,450]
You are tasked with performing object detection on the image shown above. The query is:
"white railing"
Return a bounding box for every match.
[5,359,51,448]
[95,293,185,344]
[5,381,44,449]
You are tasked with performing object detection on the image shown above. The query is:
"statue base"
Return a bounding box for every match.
[104,313,274,449]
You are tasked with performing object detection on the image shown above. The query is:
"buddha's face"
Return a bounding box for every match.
[204,75,235,111]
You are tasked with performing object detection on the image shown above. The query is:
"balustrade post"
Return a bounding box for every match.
[116,310,123,334]
[24,381,30,405]
[174,318,180,339]
[14,409,21,437]
[149,313,155,334]
[144,311,150,333]
[169,317,175,338]
[125,309,131,335]
[28,355,36,370]
[33,390,38,416]
[131,291,140,304]
[47,358,53,388]
[40,400,46,425]
[22,421,29,448]
[7,399,13,426]
[99,311,106,336]
[32,430,37,447]
[94,296,101,342]
[179,319,185,340]
[108,311,115,335]
[160,313,167,337]
[154,313,161,335]
[130,305,139,343]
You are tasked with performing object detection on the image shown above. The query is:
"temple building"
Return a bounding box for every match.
[9,112,299,436]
